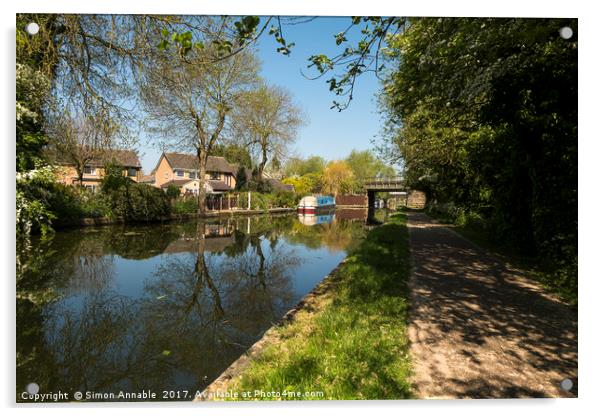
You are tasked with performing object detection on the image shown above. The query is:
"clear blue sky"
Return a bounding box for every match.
[139,16,386,173]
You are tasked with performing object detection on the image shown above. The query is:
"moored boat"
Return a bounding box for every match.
[297,195,336,214]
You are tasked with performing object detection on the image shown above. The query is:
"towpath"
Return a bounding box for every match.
[406,212,577,398]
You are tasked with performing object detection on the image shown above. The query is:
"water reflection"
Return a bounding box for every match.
[16,212,368,401]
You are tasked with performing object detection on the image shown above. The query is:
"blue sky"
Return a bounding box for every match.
[139,17,386,173]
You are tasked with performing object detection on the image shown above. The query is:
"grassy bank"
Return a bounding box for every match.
[220,211,413,400]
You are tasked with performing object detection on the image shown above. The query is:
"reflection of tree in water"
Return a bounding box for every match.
[41,293,147,394]
[285,216,366,253]
[137,221,298,392]
[16,214,363,400]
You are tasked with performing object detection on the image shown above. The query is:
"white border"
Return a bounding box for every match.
[3,1,600,416]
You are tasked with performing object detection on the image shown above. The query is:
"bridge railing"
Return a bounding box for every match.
[363,176,406,190]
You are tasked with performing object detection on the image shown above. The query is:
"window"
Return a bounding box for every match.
[210,172,220,180]
[127,168,137,177]
[83,166,95,175]
[189,171,197,179]
[175,170,184,177]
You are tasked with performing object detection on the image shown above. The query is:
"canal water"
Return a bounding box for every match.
[16,210,369,401]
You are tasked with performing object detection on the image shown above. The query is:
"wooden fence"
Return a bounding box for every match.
[336,194,368,206]
[205,194,239,211]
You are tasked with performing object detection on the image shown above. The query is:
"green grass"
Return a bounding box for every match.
[226,212,413,400]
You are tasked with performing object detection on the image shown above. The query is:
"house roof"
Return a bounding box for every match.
[139,174,155,183]
[54,148,141,168]
[160,179,196,188]
[267,178,294,192]
[207,180,232,191]
[163,152,236,174]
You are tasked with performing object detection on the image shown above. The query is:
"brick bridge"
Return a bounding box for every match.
[363,177,426,210]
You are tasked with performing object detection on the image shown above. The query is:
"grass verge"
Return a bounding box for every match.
[222,211,413,400]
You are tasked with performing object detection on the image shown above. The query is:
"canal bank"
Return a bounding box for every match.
[54,207,295,229]
[17,210,369,401]
[197,211,412,401]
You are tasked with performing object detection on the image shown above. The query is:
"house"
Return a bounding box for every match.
[152,152,237,195]
[54,149,142,192]
[266,178,294,192]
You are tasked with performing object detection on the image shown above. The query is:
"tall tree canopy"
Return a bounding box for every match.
[345,149,396,192]
[141,42,260,212]
[381,17,577,296]
[232,84,305,179]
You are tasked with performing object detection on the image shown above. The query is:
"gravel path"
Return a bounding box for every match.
[406,212,577,398]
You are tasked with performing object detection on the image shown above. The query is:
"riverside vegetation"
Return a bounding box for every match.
[223,211,412,400]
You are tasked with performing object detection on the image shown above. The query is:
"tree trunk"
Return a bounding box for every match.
[76,165,84,187]
[197,148,208,215]
[257,136,269,179]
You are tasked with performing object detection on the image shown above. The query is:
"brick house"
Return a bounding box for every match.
[54,149,142,192]
[152,152,237,195]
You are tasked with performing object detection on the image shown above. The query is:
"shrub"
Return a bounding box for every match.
[172,196,198,214]
[105,181,170,222]
[165,185,181,199]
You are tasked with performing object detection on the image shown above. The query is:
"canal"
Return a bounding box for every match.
[16,209,370,401]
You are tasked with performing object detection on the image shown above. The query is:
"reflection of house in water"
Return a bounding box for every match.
[334,208,368,222]
[163,222,236,254]
[297,213,335,226]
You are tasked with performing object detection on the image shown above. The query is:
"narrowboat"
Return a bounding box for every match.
[297,195,336,214]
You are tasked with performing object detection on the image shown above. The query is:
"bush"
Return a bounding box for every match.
[16,166,112,238]
[165,185,180,199]
[172,196,198,214]
[105,181,170,222]
[249,191,299,210]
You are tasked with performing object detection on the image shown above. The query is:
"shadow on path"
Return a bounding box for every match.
[407,212,577,399]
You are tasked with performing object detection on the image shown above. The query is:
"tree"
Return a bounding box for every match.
[232,84,305,179]
[381,17,577,297]
[16,63,50,172]
[284,155,326,177]
[46,112,116,186]
[322,161,354,197]
[282,172,323,196]
[212,143,253,169]
[345,149,396,192]
[235,166,249,191]
[141,42,260,213]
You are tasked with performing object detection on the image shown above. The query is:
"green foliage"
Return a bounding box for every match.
[345,150,396,193]
[165,185,181,200]
[235,166,248,191]
[16,167,113,240]
[284,156,326,177]
[101,162,170,221]
[282,172,323,196]
[382,17,577,298]
[242,176,273,194]
[212,143,253,169]
[249,191,299,211]
[16,63,50,172]
[230,213,412,399]
[171,196,198,215]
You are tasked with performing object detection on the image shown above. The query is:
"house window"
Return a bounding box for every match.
[175,170,184,177]
[127,168,137,177]
[189,171,197,179]
[210,172,220,180]
[83,166,95,175]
